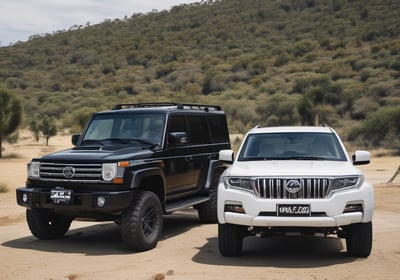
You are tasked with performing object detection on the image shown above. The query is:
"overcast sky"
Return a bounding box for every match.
[0,0,196,46]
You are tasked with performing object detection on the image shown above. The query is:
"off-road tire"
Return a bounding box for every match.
[120,191,163,251]
[345,221,373,257]
[218,223,245,256]
[196,176,219,223]
[26,209,72,240]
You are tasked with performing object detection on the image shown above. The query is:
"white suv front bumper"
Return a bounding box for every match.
[217,181,374,228]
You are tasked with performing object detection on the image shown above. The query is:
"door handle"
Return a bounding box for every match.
[185,156,193,161]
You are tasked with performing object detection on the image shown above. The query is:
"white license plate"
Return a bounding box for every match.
[277,204,310,216]
[50,189,72,204]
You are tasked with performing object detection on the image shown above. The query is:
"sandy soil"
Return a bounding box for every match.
[1,131,400,280]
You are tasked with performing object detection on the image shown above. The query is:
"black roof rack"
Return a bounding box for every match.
[113,102,221,112]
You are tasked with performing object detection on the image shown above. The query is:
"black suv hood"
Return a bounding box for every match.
[37,146,154,162]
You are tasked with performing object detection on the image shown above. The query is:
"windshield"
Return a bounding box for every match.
[81,113,165,147]
[238,132,347,161]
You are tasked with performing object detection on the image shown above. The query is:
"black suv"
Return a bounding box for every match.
[16,103,230,251]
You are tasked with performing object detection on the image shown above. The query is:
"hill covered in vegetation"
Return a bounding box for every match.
[0,0,399,149]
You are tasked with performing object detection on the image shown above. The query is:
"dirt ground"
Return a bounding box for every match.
[1,132,400,280]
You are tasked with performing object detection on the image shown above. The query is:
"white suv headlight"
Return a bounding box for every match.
[331,176,362,191]
[224,177,255,193]
[28,161,41,178]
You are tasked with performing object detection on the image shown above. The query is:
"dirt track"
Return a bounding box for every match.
[1,134,400,280]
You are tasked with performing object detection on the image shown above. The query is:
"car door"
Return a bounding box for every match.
[163,114,196,197]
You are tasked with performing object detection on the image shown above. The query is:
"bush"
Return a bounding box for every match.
[349,106,400,152]
[0,183,9,193]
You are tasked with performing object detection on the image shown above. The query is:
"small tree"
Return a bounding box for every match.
[0,89,22,158]
[40,116,58,146]
[30,115,58,146]
[29,119,40,142]
[297,95,315,125]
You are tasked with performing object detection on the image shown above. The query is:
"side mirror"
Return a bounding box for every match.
[352,150,371,165]
[71,134,81,146]
[219,149,234,163]
[168,132,187,147]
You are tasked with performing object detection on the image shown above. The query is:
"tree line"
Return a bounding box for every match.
[1,87,399,158]
[0,0,399,155]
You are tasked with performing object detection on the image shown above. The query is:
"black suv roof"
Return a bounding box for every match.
[112,102,222,112]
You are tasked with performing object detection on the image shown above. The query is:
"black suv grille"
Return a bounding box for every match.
[39,162,103,182]
[255,178,331,199]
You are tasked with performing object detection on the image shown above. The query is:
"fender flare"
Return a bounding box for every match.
[204,159,226,191]
[129,167,166,189]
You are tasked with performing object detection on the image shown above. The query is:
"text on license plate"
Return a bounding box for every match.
[50,189,72,204]
[277,204,311,216]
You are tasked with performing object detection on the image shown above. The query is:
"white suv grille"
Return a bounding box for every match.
[255,178,331,199]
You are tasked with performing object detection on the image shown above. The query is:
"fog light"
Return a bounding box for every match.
[97,196,106,207]
[343,203,363,213]
[22,193,28,203]
[225,204,246,214]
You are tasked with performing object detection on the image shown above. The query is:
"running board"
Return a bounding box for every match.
[166,196,209,214]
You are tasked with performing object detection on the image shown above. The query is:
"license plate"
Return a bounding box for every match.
[50,189,72,204]
[277,204,310,216]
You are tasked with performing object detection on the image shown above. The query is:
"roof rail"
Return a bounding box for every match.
[113,102,221,111]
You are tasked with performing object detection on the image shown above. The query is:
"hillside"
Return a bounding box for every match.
[0,0,399,138]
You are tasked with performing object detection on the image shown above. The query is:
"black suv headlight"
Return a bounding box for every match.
[28,161,41,178]
[102,162,128,184]
[224,177,256,193]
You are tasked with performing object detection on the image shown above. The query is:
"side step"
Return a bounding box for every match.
[165,196,209,214]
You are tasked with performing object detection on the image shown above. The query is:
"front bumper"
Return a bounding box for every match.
[223,212,363,227]
[16,187,135,216]
[217,182,374,227]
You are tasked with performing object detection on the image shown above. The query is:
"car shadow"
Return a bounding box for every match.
[1,209,202,256]
[192,235,358,268]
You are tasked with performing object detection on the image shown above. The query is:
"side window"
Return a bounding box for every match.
[167,115,187,146]
[208,115,229,143]
[168,115,186,133]
[187,115,211,145]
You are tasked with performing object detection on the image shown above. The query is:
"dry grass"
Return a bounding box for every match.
[66,274,79,280]
[1,152,21,159]
[0,183,9,193]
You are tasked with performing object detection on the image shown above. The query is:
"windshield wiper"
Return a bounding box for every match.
[81,139,105,146]
[285,156,325,160]
[81,138,157,148]
[104,137,157,148]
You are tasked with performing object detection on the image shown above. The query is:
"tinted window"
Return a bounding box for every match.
[168,115,186,133]
[167,114,229,146]
[187,115,211,145]
[167,115,187,146]
[208,115,229,143]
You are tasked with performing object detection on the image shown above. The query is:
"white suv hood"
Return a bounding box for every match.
[225,160,362,177]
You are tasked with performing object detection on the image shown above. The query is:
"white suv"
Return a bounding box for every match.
[217,126,374,257]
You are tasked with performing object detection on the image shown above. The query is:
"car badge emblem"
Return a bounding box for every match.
[285,179,301,193]
[63,166,75,179]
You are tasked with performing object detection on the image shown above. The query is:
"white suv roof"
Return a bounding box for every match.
[248,126,333,134]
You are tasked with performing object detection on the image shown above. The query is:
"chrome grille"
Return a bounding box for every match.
[39,162,102,182]
[255,178,331,199]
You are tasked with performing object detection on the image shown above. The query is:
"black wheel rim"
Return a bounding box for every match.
[142,207,158,237]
